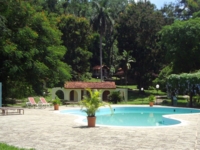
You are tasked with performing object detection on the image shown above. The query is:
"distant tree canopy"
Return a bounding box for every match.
[160,0,200,20]
[1,0,200,99]
[155,11,200,90]
[174,0,200,20]
[58,15,92,81]
[0,1,71,98]
[116,1,165,88]
[159,14,200,73]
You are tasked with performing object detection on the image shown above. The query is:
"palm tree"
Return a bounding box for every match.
[122,50,136,85]
[90,0,113,82]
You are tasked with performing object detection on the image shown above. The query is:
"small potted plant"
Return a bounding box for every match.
[148,95,155,107]
[52,96,61,110]
[79,88,112,127]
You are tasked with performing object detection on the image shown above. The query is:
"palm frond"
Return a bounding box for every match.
[79,88,112,117]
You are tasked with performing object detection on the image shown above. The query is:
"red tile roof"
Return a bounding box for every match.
[64,81,116,89]
[92,65,109,70]
[113,70,124,76]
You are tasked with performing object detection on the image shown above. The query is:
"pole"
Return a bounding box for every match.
[0,82,2,107]
[100,34,103,82]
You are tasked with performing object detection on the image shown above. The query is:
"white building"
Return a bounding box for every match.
[52,81,128,102]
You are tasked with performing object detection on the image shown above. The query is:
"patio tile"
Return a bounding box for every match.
[0,106,200,150]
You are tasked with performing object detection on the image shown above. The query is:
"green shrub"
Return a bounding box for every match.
[148,95,155,102]
[153,64,173,92]
[108,91,123,104]
[52,96,61,105]
[148,86,155,90]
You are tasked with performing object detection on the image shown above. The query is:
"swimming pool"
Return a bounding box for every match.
[60,106,200,127]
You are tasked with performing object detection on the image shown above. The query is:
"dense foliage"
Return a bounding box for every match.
[160,16,200,73]
[108,91,123,104]
[1,0,200,100]
[116,1,165,88]
[58,15,92,80]
[0,1,71,100]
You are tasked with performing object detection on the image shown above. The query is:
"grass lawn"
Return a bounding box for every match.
[85,78,101,82]
[125,91,198,108]
[0,143,34,150]
[117,85,137,89]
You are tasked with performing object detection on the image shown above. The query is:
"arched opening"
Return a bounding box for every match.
[55,90,64,100]
[103,90,110,101]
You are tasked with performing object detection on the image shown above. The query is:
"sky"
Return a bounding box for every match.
[150,0,175,9]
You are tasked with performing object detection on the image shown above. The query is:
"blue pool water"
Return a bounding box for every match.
[60,106,200,127]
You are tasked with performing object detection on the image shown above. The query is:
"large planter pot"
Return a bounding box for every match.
[87,116,96,127]
[149,102,154,107]
[54,104,59,110]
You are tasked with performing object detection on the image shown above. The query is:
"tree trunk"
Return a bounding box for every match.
[171,92,174,106]
[189,92,193,108]
[125,67,127,85]
[100,32,103,82]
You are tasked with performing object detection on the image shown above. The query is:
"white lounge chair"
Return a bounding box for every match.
[39,97,51,108]
[27,97,43,108]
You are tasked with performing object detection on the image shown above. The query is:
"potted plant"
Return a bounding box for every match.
[52,96,61,110]
[79,88,112,127]
[149,95,155,107]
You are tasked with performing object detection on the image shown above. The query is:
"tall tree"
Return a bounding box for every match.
[160,3,176,25]
[90,0,113,81]
[165,0,200,20]
[116,1,165,88]
[121,50,136,85]
[90,0,130,72]
[58,0,91,17]
[58,15,92,81]
[0,0,71,98]
[46,0,58,12]
[159,14,200,73]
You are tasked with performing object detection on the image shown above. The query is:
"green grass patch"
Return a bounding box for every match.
[124,89,193,107]
[85,78,101,82]
[117,85,137,89]
[119,97,149,105]
[0,143,34,150]
[144,90,166,96]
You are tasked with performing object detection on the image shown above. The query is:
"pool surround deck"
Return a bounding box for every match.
[0,105,200,150]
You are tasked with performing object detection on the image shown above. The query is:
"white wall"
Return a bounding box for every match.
[52,87,128,102]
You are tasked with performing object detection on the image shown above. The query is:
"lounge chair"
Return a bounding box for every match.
[27,97,43,108]
[39,97,51,108]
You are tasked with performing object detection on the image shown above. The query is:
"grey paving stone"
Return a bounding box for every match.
[0,106,200,150]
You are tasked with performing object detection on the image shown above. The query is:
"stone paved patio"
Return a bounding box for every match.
[0,105,200,150]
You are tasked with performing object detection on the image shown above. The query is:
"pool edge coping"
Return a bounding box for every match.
[56,105,200,128]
